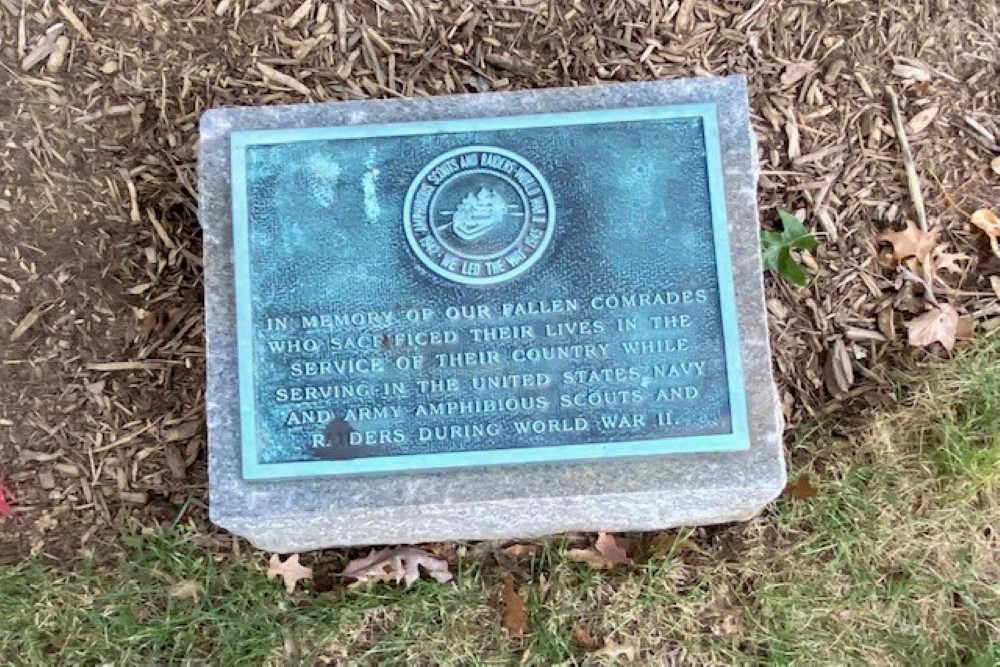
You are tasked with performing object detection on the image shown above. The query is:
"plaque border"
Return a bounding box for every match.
[230,104,749,480]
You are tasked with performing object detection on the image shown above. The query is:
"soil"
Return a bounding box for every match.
[1,0,997,564]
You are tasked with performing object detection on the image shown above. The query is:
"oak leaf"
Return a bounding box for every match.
[878,221,938,264]
[971,208,1000,258]
[932,245,970,275]
[268,554,313,593]
[566,533,633,569]
[340,547,453,587]
[907,304,959,351]
[501,575,527,637]
[783,473,818,500]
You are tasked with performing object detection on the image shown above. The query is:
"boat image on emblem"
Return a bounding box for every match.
[403,146,555,286]
[441,187,523,241]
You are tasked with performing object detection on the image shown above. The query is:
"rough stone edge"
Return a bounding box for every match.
[201,75,786,550]
[226,483,781,553]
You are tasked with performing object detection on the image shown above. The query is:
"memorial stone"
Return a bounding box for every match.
[200,75,786,552]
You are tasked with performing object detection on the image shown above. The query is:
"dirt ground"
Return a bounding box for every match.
[1,0,998,564]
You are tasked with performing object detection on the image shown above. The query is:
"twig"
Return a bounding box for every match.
[887,87,929,232]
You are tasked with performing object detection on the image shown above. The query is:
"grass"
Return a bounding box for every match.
[2,337,999,665]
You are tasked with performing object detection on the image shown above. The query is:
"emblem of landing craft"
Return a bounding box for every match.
[403,146,555,286]
[447,187,519,241]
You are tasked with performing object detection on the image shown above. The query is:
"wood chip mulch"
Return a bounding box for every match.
[0,0,997,562]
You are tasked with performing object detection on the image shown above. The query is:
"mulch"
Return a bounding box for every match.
[1,0,997,564]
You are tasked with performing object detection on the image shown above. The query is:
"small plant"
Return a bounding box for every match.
[762,209,818,286]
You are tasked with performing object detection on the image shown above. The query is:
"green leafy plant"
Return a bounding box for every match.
[762,209,818,286]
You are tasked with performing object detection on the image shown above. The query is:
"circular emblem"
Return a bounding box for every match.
[403,146,555,286]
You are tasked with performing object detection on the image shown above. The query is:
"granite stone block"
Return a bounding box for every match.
[200,75,785,552]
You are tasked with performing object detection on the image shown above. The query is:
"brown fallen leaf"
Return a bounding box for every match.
[783,473,818,500]
[971,208,1000,258]
[503,544,538,557]
[340,547,453,587]
[267,554,313,593]
[501,575,527,637]
[990,276,1000,299]
[567,533,633,569]
[595,533,632,565]
[907,304,960,351]
[572,621,598,649]
[991,156,1000,176]
[932,245,970,275]
[593,638,637,662]
[878,220,939,264]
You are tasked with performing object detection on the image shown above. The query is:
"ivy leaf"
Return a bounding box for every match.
[762,210,818,286]
[778,209,818,250]
[776,247,809,286]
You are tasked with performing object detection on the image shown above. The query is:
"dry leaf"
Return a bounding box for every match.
[824,339,854,398]
[906,105,939,134]
[991,156,1000,176]
[572,621,598,649]
[932,245,970,275]
[907,304,960,351]
[595,533,632,565]
[990,276,1000,299]
[567,533,632,569]
[340,547,453,587]
[167,579,202,602]
[878,220,938,263]
[593,638,637,662]
[501,575,527,637]
[971,208,1000,258]
[267,554,313,593]
[783,473,818,500]
[503,544,538,557]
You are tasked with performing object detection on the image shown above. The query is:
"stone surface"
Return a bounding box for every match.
[201,75,785,551]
